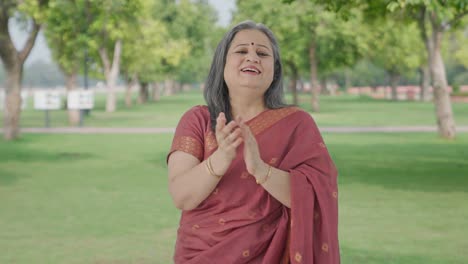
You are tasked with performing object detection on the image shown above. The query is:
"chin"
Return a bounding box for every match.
[238,81,265,89]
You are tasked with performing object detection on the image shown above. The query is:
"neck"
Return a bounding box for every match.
[230,94,266,121]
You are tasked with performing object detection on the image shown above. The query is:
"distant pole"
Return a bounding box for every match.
[84,0,91,116]
[79,49,88,127]
[45,110,50,128]
[84,48,90,116]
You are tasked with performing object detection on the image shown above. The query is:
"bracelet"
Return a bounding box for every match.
[206,156,222,179]
[256,165,272,185]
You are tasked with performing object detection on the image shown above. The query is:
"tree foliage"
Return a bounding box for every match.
[368,19,423,77]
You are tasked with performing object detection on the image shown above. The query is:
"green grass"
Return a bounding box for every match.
[8,91,468,128]
[1,133,467,263]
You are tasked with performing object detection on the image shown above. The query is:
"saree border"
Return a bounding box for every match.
[248,107,300,136]
[203,107,300,154]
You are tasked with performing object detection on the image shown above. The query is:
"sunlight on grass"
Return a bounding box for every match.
[1,133,467,263]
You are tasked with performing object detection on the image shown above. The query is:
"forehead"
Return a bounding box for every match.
[230,29,272,50]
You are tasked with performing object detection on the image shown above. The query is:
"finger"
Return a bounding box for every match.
[240,123,257,146]
[216,112,226,132]
[216,113,227,141]
[235,115,243,124]
[227,128,242,142]
[231,137,243,148]
[225,137,243,152]
[220,127,242,148]
[222,120,239,135]
[238,121,251,140]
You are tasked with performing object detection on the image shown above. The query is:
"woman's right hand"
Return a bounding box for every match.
[214,112,243,163]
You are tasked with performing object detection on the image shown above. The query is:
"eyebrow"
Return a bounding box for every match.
[234,43,271,51]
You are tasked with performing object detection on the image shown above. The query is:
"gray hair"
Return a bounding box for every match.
[203,20,287,131]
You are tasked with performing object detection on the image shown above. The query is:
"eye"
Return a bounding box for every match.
[235,50,247,54]
[257,51,270,57]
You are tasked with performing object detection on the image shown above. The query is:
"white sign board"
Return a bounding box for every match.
[68,90,94,110]
[34,90,62,110]
[21,91,28,109]
[0,90,28,110]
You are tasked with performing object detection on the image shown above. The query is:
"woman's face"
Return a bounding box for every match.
[223,29,274,96]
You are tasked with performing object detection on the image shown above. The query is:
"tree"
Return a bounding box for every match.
[120,0,190,104]
[44,0,88,125]
[304,0,467,138]
[0,0,49,140]
[401,1,467,138]
[367,19,422,100]
[171,0,221,86]
[84,0,142,112]
[151,0,216,96]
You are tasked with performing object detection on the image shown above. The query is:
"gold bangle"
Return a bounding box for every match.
[256,165,272,185]
[206,156,222,179]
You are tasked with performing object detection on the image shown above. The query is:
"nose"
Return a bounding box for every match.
[246,50,260,63]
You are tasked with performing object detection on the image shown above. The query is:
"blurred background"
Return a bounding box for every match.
[0,0,467,263]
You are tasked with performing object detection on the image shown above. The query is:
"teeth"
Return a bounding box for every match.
[242,68,259,73]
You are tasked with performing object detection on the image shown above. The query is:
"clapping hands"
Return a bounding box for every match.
[215,112,266,177]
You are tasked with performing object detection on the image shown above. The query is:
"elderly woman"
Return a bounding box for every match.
[167,21,340,263]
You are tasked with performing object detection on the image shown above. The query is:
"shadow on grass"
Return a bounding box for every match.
[341,246,464,264]
[329,140,468,193]
[0,168,26,186]
[0,146,95,163]
[0,147,95,186]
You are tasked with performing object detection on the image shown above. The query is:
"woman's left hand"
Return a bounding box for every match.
[237,117,268,179]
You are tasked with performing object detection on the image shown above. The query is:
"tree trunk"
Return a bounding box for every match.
[125,87,132,107]
[65,72,80,126]
[419,64,431,101]
[309,41,320,112]
[320,77,327,95]
[3,65,22,139]
[430,27,456,139]
[105,74,117,112]
[0,15,41,140]
[164,79,174,96]
[99,39,122,113]
[298,79,304,93]
[288,62,298,105]
[138,82,149,104]
[389,72,400,101]
[174,82,181,94]
[344,68,351,91]
[418,8,455,139]
[152,82,161,102]
[289,76,298,105]
[125,84,132,107]
[125,74,137,107]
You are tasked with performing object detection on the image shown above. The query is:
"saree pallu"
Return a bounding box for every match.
[168,105,340,264]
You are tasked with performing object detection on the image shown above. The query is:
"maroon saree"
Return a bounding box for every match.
[167,105,340,264]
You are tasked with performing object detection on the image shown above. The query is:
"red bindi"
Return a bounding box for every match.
[251,42,254,45]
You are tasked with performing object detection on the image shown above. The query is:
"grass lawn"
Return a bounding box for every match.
[10,91,468,128]
[1,133,467,263]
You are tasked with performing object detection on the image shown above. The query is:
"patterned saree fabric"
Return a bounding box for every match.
[167,105,340,264]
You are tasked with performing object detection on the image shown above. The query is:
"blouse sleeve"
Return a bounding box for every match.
[167,106,209,162]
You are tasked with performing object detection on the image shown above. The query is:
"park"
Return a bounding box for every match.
[1,0,468,263]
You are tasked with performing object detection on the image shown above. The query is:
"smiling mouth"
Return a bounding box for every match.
[241,68,261,74]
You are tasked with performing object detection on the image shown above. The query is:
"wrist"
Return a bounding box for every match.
[255,162,272,185]
[253,161,269,179]
[210,150,232,175]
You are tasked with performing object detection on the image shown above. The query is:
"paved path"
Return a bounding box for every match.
[3,126,468,134]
